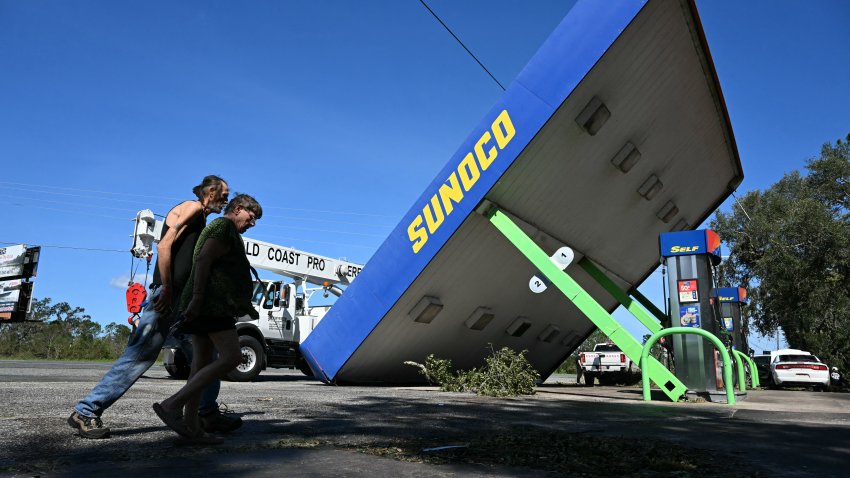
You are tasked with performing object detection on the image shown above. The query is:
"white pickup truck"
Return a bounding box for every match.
[579,342,639,386]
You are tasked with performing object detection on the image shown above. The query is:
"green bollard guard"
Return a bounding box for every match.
[641,327,736,405]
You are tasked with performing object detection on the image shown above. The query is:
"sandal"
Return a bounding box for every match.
[152,402,193,437]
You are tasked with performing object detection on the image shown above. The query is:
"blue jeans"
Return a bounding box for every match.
[74,287,220,418]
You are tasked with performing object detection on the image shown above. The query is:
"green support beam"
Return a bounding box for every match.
[578,258,662,335]
[630,288,670,328]
[486,207,687,402]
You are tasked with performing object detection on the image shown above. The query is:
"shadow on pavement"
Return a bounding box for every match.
[4,389,849,477]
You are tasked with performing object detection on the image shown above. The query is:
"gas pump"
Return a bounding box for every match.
[713,287,748,352]
[659,229,730,401]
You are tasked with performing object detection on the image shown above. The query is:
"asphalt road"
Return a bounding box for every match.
[1,360,849,477]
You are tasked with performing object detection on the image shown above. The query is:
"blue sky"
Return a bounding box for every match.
[1,1,848,353]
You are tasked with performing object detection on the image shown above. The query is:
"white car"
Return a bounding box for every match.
[768,349,830,391]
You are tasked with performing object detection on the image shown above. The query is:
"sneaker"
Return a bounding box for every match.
[67,411,110,439]
[199,403,242,433]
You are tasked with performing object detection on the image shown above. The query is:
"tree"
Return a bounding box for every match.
[0,297,130,360]
[711,134,850,373]
[0,298,69,358]
[103,322,132,357]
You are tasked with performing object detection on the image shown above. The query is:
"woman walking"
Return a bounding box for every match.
[153,194,262,444]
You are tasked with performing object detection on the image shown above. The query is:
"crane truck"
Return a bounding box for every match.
[130,209,364,381]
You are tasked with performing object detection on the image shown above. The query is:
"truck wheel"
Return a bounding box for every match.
[163,347,191,380]
[227,336,264,382]
[297,359,314,377]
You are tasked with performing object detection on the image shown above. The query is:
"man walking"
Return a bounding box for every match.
[68,175,240,438]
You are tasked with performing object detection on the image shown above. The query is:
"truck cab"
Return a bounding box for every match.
[226,279,332,381]
[250,280,330,344]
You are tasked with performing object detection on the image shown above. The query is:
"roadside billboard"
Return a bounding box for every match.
[0,245,27,278]
[0,244,39,322]
[0,279,34,322]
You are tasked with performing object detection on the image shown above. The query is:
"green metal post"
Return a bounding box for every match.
[486,207,687,402]
[732,349,746,392]
[578,258,662,334]
[733,349,759,388]
[744,352,760,388]
[641,327,736,405]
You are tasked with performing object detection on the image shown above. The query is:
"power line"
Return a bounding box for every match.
[259,223,387,238]
[0,180,176,200]
[731,191,752,221]
[418,0,506,91]
[0,181,400,220]
[251,233,379,252]
[262,204,398,219]
[2,233,377,254]
[137,207,396,228]
[4,193,395,230]
[272,216,393,228]
[5,203,129,221]
[3,199,390,243]
[0,241,125,253]
[0,192,140,215]
[2,234,375,256]
[0,184,168,207]
[2,192,395,230]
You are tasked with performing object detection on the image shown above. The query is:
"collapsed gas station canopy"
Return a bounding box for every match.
[302,0,743,384]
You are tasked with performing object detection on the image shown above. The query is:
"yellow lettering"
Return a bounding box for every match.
[439,173,464,216]
[671,246,700,253]
[423,195,444,233]
[407,109,516,255]
[458,153,480,191]
[474,131,497,171]
[492,109,515,149]
[407,216,428,254]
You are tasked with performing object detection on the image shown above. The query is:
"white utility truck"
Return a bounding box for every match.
[579,342,639,386]
[130,209,363,381]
